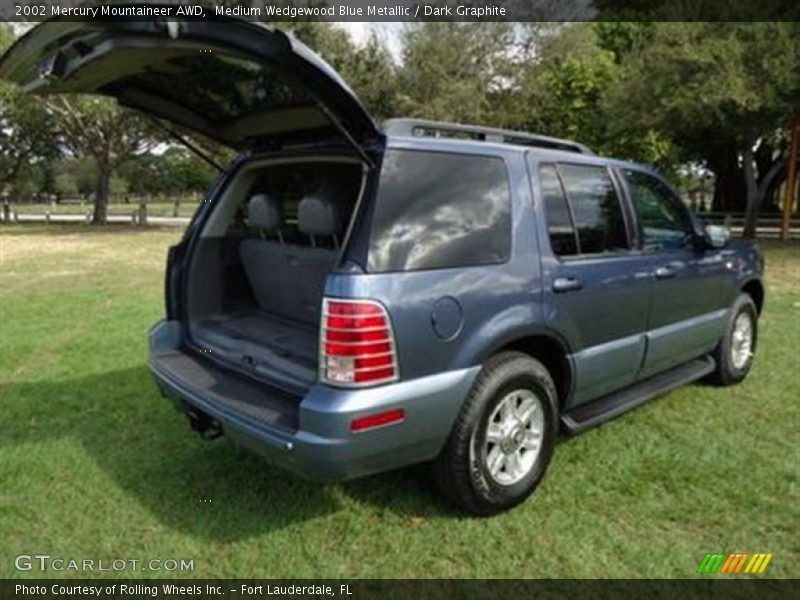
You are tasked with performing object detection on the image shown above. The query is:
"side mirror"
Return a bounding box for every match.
[703,224,730,249]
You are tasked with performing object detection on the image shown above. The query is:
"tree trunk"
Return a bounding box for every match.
[93,167,111,225]
[709,148,746,213]
[742,143,760,239]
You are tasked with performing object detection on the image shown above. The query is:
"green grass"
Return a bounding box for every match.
[1,224,798,579]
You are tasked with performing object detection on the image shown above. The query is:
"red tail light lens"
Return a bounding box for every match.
[320,298,398,387]
[350,409,405,433]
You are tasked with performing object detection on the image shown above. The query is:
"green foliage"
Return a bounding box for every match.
[280,21,354,67]
[397,23,514,125]
[0,23,11,51]
[54,157,98,199]
[46,95,159,222]
[604,23,800,151]
[119,147,216,197]
[517,25,616,146]
[339,33,398,121]
[48,95,157,168]
[594,21,654,62]
[0,26,58,197]
[2,20,798,214]
[602,22,800,222]
[512,24,676,167]
[276,22,397,120]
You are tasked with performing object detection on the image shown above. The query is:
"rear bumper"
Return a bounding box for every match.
[148,320,478,482]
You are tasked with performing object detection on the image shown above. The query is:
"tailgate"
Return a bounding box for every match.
[150,345,300,433]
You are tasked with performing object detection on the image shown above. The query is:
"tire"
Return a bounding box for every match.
[432,351,558,515]
[708,293,758,386]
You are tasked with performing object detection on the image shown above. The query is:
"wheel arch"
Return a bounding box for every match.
[741,278,764,315]
[492,333,573,410]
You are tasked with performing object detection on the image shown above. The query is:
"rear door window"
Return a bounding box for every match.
[368,150,511,272]
[557,164,629,255]
[539,164,578,256]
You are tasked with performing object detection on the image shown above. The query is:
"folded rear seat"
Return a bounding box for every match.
[239,192,342,326]
[239,193,288,317]
[287,193,343,319]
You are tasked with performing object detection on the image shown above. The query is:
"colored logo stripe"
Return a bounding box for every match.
[696,553,725,574]
[720,553,749,574]
[745,553,773,574]
[697,552,773,574]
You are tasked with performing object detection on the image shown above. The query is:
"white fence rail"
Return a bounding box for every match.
[3,207,799,238]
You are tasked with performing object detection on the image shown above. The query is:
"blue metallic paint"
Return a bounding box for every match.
[150,319,480,482]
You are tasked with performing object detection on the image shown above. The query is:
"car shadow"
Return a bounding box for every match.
[2,366,453,542]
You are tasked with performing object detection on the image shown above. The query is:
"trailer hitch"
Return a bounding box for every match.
[184,405,223,440]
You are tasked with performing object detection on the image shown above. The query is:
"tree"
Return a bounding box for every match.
[47,96,157,224]
[503,24,678,172]
[279,22,398,121]
[396,23,514,125]
[514,26,617,149]
[339,32,398,121]
[603,22,800,236]
[0,25,59,200]
[120,147,216,197]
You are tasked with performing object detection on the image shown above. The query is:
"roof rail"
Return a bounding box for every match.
[382,118,594,155]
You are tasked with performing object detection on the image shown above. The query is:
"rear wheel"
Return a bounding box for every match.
[708,293,758,385]
[432,351,558,515]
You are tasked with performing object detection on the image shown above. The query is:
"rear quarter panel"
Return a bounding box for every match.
[325,141,545,381]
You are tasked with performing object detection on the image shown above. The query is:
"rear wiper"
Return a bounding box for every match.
[148,117,226,173]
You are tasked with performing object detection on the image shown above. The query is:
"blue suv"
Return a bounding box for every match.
[2,17,764,514]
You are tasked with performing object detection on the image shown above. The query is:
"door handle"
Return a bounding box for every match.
[553,276,583,293]
[654,266,676,280]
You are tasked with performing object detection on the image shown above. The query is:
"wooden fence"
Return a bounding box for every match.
[700,212,800,239]
[2,203,800,238]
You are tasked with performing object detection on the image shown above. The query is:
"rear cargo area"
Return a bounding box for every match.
[185,157,364,392]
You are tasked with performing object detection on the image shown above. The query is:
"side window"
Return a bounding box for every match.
[558,164,629,254]
[539,164,578,256]
[368,150,511,272]
[623,169,694,250]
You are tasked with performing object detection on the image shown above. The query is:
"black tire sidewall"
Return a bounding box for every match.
[467,357,558,511]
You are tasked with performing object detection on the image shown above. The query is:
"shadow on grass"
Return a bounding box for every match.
[1,366,450,542]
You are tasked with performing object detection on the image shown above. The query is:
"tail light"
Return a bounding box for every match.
[320,298,398,387]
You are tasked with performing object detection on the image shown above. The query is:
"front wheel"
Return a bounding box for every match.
[708,293,758,386]
[432,351,558,515]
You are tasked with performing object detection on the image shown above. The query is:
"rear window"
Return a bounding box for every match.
[367,150,511,272]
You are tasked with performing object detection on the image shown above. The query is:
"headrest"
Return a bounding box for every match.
[298,194,342,236]
[247,194,282,230]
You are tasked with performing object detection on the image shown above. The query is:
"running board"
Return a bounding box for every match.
[561,356,715,434]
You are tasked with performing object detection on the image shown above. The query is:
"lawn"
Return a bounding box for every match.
[0,224,798,579]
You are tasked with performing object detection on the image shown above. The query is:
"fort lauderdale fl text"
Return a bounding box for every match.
[16,583,354,597]
[43,3,507,18]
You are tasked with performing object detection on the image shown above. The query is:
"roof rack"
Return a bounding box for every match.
[382,119,594,155]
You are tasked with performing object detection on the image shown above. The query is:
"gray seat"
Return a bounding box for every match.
[279,193,343,323]
[298,194,342,245]
[240,192,344,326]
[240,194,287,318]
